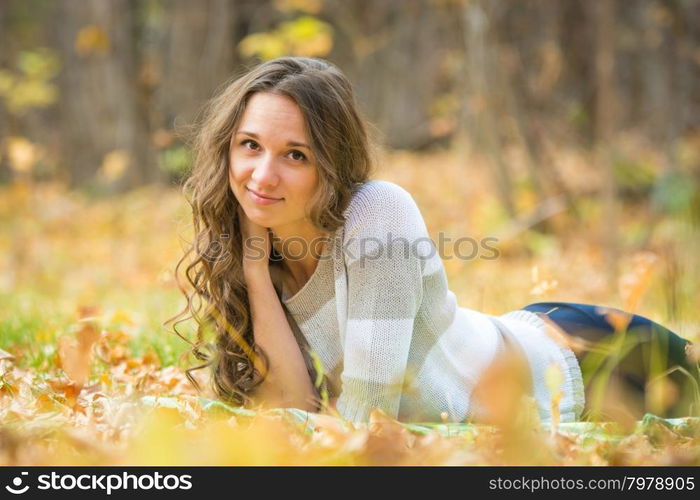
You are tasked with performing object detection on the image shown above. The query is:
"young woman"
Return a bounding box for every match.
[171,56,699,424]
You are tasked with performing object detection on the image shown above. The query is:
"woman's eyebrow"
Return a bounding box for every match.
[236,130,310,149]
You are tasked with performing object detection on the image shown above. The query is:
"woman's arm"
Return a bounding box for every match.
[244,267,318,411]
[238,206,318,412]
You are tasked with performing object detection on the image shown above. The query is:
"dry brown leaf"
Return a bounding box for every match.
[57,325,99,387]
[77,304,101,320]
[0,349,15,361]
[685,342,700,363]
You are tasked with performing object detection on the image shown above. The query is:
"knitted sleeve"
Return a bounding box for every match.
[335,181,427,422]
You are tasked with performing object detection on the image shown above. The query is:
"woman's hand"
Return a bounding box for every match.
[237,205,271,275]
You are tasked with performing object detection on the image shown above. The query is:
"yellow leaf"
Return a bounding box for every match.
[99,150,130,182]
[109,309,134,325]
[544,362,564,396]
[618,251,658,313]
[238,16,333,60]
[6,136,40,173]
[57,331,97,386]
[74,25,111,57]
[598,307,632,333]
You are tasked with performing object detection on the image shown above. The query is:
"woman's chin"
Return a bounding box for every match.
[245,208,276,225]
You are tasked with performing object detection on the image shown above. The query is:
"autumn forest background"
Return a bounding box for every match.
[1,0,700,465]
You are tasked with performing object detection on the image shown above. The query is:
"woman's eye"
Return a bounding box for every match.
[238,140,306,161]
[289,150,307,162]
[241,139,259,150]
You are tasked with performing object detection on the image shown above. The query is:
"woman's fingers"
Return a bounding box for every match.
[237,204,271,266]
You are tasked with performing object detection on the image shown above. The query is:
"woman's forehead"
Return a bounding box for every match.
[236,92,309,139]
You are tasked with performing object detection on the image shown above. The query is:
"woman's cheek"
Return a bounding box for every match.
[229,156,247,184]
[228,167,240,196]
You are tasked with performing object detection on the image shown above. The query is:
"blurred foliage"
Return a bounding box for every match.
[238,16,334,60]
[0,48,60,116]
[612,155,657,198]
[652,171,699,216]
[158,145,192,182]
[1,0,697,193]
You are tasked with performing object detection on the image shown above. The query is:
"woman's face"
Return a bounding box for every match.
[228,91,319,234]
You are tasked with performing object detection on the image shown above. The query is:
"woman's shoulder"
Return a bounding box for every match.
[348,179,413,202]
[344,180,419,220]
[342,179,426,239]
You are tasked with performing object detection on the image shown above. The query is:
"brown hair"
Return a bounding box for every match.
[165,57,374,408]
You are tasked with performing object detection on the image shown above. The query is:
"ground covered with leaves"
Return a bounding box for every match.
[2,149,699,465]
[1,338,699,465]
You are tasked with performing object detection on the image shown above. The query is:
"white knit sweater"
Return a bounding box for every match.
[279,180,585,423]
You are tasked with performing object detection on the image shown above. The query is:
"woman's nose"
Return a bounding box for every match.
[250,154,279,188]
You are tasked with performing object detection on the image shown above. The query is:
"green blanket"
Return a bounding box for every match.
[141,396,700,442]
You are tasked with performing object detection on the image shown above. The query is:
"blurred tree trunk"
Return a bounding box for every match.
[52,0,151,190]
[459,0,516,218]
[593,0,619,285]
[49,0,245,189]
[457,0,583,229]
[325,0,463,149]
[496,0,580,229]
[0,1,9,183]
[151,0,240,134]
[651,0,697,323]
[656,1,692,177]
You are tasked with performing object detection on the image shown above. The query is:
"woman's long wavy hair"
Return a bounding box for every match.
[165,57,374,408]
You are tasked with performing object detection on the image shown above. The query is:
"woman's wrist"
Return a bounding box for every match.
[243,262,271,283]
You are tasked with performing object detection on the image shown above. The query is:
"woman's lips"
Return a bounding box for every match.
[247,187,283,205]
